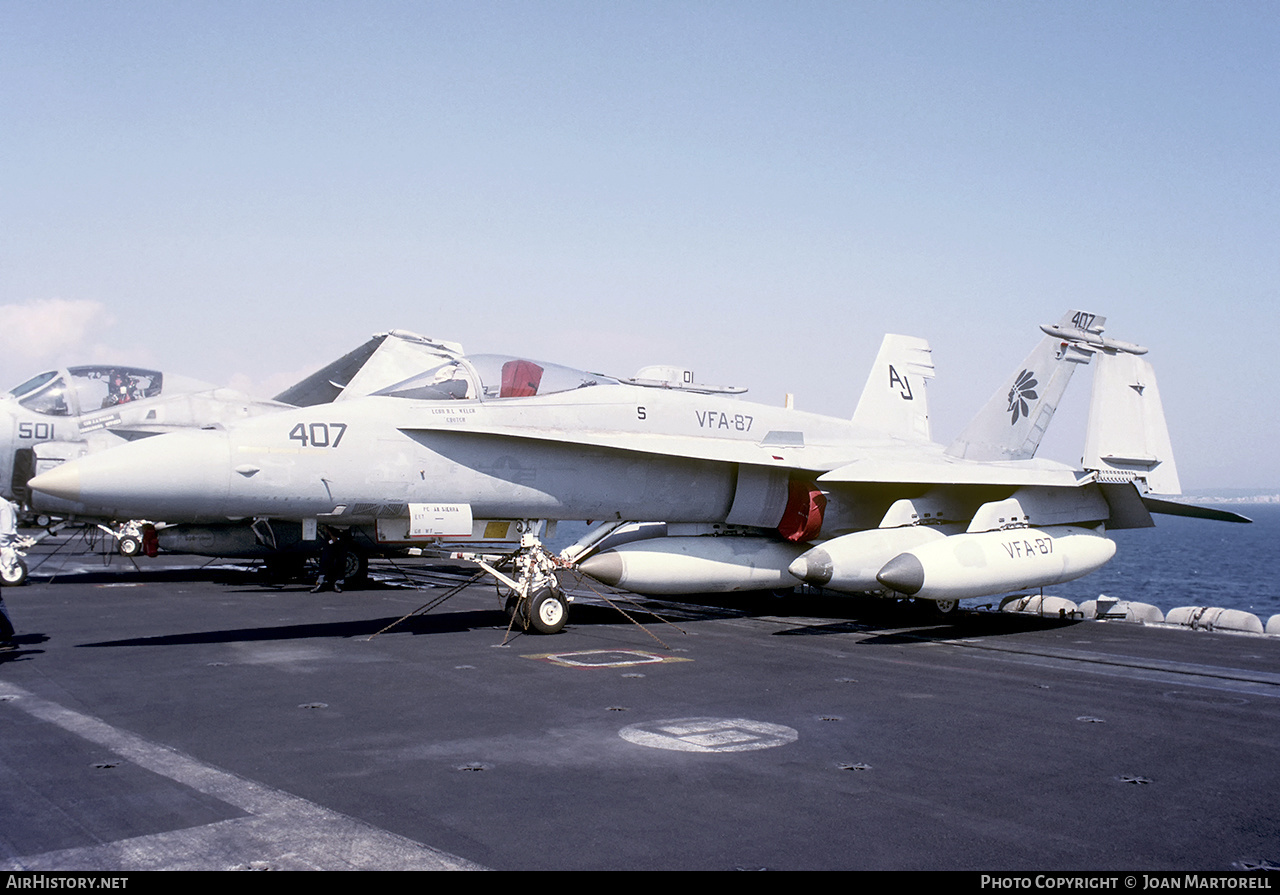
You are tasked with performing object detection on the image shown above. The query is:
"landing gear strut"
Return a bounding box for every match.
[98,520,156,558]
[455,525,571,634]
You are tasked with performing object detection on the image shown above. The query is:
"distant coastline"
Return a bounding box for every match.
[1185,493,1280,505]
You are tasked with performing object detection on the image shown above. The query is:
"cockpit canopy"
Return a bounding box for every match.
[376,354,617,401]
[7,366,164,416]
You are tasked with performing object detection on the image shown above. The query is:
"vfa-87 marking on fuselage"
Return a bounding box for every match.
[694,410,754,432]
[28,312,1249,633]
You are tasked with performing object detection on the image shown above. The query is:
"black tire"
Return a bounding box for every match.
[1,556,28,587]
[118,535,142,557]
[918,598,959,619]
[340,548,368,588]
[527,587,568,634]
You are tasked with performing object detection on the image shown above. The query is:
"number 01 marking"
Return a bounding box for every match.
[289,422,347,447]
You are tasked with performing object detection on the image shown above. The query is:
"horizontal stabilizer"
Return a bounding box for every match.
[1141,496,1252,524]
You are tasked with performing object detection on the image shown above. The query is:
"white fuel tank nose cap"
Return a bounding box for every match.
[877,553,925,596]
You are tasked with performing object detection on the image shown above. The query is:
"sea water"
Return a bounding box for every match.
[1052,503,1279,621]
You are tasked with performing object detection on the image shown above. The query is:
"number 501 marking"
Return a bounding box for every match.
[289,422,348,448]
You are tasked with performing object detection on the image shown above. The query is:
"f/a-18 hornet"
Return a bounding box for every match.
[28,311,1246,632]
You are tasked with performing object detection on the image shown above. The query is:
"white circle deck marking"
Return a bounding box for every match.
[619,717,798,752]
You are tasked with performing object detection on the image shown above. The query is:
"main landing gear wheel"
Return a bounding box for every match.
[1,557,28,587]
[118,535,142,557]
[340,548,368,588]
[527,586,569,635]
[919,598,959,619]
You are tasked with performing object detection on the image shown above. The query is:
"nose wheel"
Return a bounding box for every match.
[527,586,569,634]
[456,526,573,635]
[0,553,28,586]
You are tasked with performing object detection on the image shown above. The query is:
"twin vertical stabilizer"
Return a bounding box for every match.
[1082,351,1181,494]
[944,308,1180,495]
[852,334,935,442]
[945,311,1101,461]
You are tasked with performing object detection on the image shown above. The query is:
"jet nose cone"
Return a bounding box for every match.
[788,548,832,585]
[877,553,926,596]
[576,550,624,587]
[28,429,232,519]
[28,463,81,502]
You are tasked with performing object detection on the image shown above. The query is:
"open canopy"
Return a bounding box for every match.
[7,366,164,416]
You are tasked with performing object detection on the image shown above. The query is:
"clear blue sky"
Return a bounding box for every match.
[3,1,1277,489]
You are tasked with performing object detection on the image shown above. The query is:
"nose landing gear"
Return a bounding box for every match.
[456,526,571,635]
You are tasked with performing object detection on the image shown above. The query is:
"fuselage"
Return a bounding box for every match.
[28,380,947,529]
[25,351,1129,602]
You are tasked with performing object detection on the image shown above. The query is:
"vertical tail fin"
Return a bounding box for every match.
[852,334,935,441]
[1083,351,1181,494]
[945,310,1101,461]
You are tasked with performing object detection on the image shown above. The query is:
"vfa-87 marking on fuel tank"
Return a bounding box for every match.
[29,312,1249,633]
[1004,535,1054,558]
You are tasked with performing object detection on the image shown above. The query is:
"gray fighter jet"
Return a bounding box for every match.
[2,330,462,564]
[27,311,1247,632]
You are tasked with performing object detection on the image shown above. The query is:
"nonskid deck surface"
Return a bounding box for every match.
[2,555,1278,871]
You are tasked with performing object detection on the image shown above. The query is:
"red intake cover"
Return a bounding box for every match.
[776,480,826,542]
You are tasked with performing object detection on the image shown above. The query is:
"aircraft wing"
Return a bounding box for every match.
[817,458,1087,488]
[274,331,464,407]
[400,421,853,470]
[274,336,387,407]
